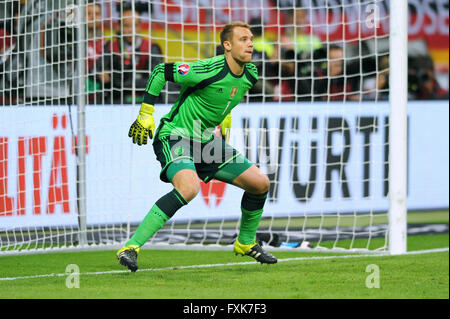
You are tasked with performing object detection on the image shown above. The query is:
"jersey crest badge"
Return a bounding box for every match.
[178,64,190,76]
[230,86,238,97]
[174,146,184,156]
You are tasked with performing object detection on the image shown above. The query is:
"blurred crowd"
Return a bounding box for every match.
[0,1,448,106]
[246,7,448,102]
[0,1,163,105]
[84,1,163,104]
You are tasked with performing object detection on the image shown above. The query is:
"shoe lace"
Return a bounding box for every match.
[119,248,137,259]
[247,244,276,260]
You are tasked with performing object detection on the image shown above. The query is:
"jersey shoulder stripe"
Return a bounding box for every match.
[244,63,258,85]
[192,63,225,73]
[191,56,225,74]
[192,58,224,69]
[145,63,164,91]
[194,65,225,74]
[191,55,225,69]
[245,63,258,77]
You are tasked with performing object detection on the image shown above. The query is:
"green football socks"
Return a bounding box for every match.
[126,189,267,247]
[126,188,187,247]
[237,191,268,245]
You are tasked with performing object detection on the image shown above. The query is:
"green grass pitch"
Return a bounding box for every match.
[0,233,448,299]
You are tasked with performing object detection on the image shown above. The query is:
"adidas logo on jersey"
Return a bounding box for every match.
[217,88,223,93]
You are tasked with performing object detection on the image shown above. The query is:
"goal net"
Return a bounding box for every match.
[0,0,402,255]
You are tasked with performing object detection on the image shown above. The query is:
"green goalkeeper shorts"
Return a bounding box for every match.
[153,135,252,184]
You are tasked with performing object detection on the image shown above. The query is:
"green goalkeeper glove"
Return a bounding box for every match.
[128,103,155,146]
[220,113,231,143]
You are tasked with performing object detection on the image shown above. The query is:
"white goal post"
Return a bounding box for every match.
[387,0,408,255]
[0,0,411,255]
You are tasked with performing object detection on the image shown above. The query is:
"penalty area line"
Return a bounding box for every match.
[0,247,447,282]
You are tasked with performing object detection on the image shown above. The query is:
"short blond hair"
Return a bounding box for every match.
[220,21,251,48]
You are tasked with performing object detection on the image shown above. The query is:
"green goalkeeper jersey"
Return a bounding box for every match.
[143,54,258,142]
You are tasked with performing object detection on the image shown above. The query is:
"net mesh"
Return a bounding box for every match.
[0,0,393,254]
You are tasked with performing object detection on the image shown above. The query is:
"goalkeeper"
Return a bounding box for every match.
[117,22,277,272]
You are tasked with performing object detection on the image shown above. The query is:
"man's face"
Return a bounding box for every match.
[86,4,102,31]
[295,9,308,27]
[226,26,254,63]
[421,69,436,95]
[329,48,344,77]
[122,10,141,43]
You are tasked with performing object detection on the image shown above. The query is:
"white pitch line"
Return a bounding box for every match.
[0,247,447,282]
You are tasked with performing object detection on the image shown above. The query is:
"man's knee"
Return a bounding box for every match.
[243,172,270,194]
[172,169,200,202]
[233,165,270,194]
[253,174,270,194]
[178,183,200,202]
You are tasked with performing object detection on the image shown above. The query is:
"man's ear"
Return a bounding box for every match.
[223,40,232,51]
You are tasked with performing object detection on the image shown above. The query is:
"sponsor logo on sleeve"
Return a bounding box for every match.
[178,64,190,76]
